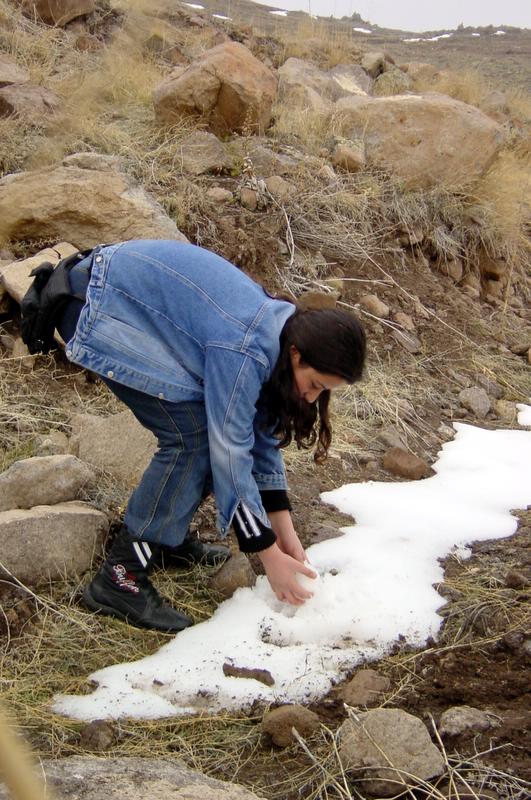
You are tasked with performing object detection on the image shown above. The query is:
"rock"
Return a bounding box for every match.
[177,131,233,175]
[262,705,320,748]
[79,720,116,751]
[0,164,187,248]
[0,455,95,512]
[208,552,256,599]
[239,187,258,211]
[153,42,277,136]
[223,663,274,686]
[374,67,413,96]
[62,152,122,171]
[206,187,233,204]
[34,430,70,456]
[233,141,301,176]
[501,630,525,652]
[493,400,517,424]
[359,293,389,318]
[297,291,339,311]
[402,61,439,82]
[458,387,491,418]
[361,51,386,78]
[439,706,494,737]
[0,84,61,122]
[392,329,421,353]
[440,258,464,283]
[505,569,528,589]
[338,709,445,797]
[317,163,336,182]
[22,1,95,27]
[382,447,429,480]
[476,374,503,399]
[278,59,369,112]
[11,336,35,369]
[0,502,107,586]
[340,669,391,707]
[0,55,30,86]
[462,272,481,298]
[378,426,406,450]
[0,242,77,304]
[393,311,415,331]
[264,175,294,201]
[74,33,100,52]
[335,93,506,189]
[69,411,156,488]
[331,141,365,172]
[0,756,263,800]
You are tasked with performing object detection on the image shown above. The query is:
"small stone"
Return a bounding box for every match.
[311,524,342,544]
[476,375,503,399]
[440,258,463,283]
[493,400,517,424]
[239,187,258,211]
[393,311,415,332]
[378,426,406,450]
[331,142,365,173]
[264,175,294,201]
[458,387,491,418]
[382,447,429,480]
[11,336,35,370]
[206,187,233,204]
[340,669,390,707]
[262,704,320,748]
[208,552,256,599]
[79,720,116,751]
[317,164,336,182]
[505,569,528,589]
[501,630,525,652]
[439,706,494,737]
[34,430,70,456]
[297,291,339,310]
[359,293,389,319]
[392,329,421,353]
[361,51,386,78]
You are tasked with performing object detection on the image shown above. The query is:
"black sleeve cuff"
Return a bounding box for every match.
[232,502,277,553]
[259,489,291,513]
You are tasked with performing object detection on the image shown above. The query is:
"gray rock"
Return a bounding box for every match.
[374,67,413,96]
[493,400,517,424]
[206,187,234,204]
[439,706,495,737]
[338,708,445,797]
[0,455,95,512]
[458,387,491,418]
[177,131,233,175]
[476,374,503,399]
[70,411,156,488]
[62,152,123,172]
[361,51,386,78]
[0,502,107,586]
[0,756,262,800]
[393,329,422,353]
[34,430,70,456]
[0,84,61,122]
[0,243,78,303]
[340,669,391,707]
[208,552,256,599]
[262,704,320,747]
[378,425,406,450]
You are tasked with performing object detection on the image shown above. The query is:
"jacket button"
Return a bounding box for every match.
[158,392,164,400]
[66,350,72,357]
[95,255,103,263]
[107,370,114,378]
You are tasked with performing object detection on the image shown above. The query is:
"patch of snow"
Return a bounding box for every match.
[183,2,204,9]
[471,33,481,37]
[517,402,531,426]
[53,421,531,721]
[403,37,424,43]
[426,33,453,42]
[494,30,507,35]
[212,14,231,21]
[270,10,288,16]
[353,27,372,34]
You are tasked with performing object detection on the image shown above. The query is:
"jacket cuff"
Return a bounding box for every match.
[259,489,292,513]
[232,502,277,553]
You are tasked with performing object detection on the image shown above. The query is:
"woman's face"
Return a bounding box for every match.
[289,346,346,404]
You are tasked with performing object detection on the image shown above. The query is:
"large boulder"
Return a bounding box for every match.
[0,242,77,303]
[0,161,187,248]
[338,709,445,796]
[0,502,107,586]
[0,455,95,512]
[0,756,263,800]
[22,1,95,27]
[153,42,277,136]
[278,58,369,112]
[335,92,506,189]
[0,84,61,122]
[69,411,156,487]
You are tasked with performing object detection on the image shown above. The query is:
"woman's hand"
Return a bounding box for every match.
[258,543,317,605]
[267,509,306,563]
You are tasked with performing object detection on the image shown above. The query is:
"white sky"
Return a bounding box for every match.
[54,409,531,721]
[253,1,531,32]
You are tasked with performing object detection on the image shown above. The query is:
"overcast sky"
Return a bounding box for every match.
[255,1,531,32]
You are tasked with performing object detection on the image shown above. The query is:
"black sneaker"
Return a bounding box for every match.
[159,533,231,569]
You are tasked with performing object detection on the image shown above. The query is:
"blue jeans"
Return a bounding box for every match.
[103,378,212,547]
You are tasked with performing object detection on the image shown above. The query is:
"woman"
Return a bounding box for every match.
[56,239,366,632]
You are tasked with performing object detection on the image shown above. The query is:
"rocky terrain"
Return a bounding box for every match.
[0,1,529,799]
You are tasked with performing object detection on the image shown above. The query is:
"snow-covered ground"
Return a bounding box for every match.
[353,27,372,34]
[54,413,531,721]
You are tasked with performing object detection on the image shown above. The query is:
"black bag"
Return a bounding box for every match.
[20,249,92,355]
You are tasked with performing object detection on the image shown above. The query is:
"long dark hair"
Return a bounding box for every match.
[261,308,366,463]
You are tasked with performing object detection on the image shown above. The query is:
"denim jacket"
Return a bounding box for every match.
[65,240,296,535]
